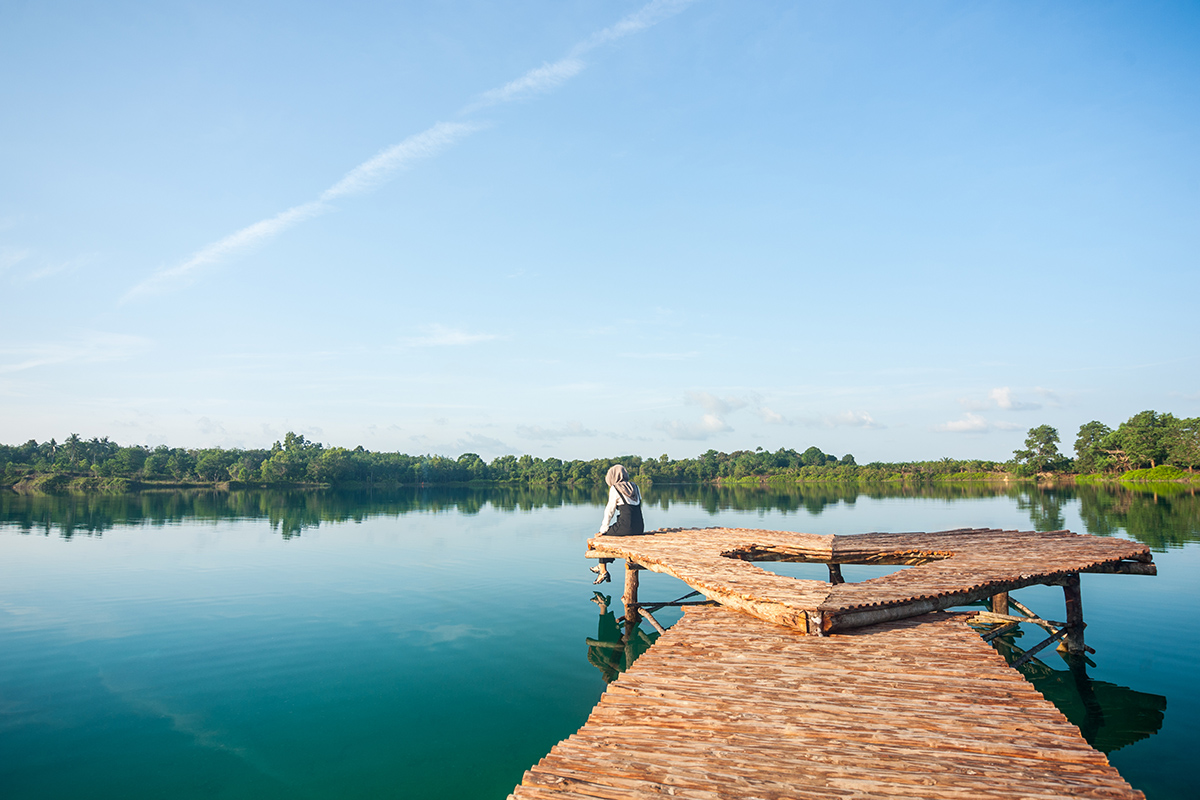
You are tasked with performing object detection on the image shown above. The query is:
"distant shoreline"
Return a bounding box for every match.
[5,468,1195,495]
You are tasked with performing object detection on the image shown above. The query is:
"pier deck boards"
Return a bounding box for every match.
[511,606,1144,799]
[586,527,1152,634]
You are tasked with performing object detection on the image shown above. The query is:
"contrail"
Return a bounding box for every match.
[124,0,697,300]
[320,121,479,202]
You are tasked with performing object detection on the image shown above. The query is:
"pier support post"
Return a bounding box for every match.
[827,564,845,585]
[1062,573,1086,654]
[623,561,641,627]
[990,591,1009,615]
[622,562,642,673]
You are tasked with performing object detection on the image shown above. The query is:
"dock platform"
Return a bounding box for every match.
[511,527,1155,798]
[513,606,1145,799]
[584,527,1152,634]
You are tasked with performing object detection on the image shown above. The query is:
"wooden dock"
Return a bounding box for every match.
[584,527,1153,635]
[512,606,1145,799]
[509,527,1156,799]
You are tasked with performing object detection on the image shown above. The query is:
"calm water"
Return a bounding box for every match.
[1,484,1196,799]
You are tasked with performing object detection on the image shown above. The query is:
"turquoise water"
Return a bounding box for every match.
[1,485,1196,798]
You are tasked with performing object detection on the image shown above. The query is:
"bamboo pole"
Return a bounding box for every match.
[1011,626,1070,668]
[640,608,667,634]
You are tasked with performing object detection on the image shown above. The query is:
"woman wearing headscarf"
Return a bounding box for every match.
[590,464,644,584]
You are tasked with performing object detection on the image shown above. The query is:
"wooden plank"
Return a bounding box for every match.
[512,607,1144,800]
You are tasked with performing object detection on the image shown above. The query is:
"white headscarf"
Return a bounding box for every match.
[605,464,640,504]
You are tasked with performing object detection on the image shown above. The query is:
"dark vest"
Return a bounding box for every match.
[606,500,644,536]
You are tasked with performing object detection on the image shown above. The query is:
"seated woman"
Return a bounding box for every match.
[590,464,644,584]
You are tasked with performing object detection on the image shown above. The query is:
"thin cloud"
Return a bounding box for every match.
[321,122,480,201]
[125,200,327,299]
[990,386,1040,411]
[824,411,883,429]
[658,413,731,441]
[621,351,699,361]
[21,253,96,283]
[0,332,150,374]
[686,391,745,416]
[660,390,745,440]
[125,0,694,300]
[1033,386,1063,407]
[934,413,1022,433]
[468,58,585,110]
[757,406,787,425]
[196,416,227,436]
[936,413,991,433]
[0,247,31,274]
[959,386,1042,412]
[571,0,697,55]
[516,422,597,441]
[400,324,498,348]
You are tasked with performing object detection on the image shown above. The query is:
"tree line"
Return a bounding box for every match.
[1,408,1196,491]
[1011,410,1200,476]
[0,433,860,489]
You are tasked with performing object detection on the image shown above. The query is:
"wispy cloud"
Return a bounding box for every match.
[825,410,883,429]
[687,391,745,416]
[658,413,731,441]
[400,324,498,348]
[1033,386,1063,407]
[571,0,697,55]
[20,253,96,283]
[0,332,150,374]
[934,413,1022,433]
[959,386,1043,412]
[517,421,597,441]
[660,390,744,440]
[320,122,481,201]
[125,0,695,300]
[125,201,328,299]
[410,432,513,458]
[989,386,1040,411]
[196,416,227,436]
[757,406,787,425]
[0,247,31,274]
[467,58,586,110]
[621,351,698,361]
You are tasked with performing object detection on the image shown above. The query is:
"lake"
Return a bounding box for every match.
[1,483,1196,799]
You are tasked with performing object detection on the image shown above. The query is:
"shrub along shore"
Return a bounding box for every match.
[2,409,1197,493]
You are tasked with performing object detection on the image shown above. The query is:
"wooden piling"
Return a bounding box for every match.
[1063,572,1086,654]
[827,563,845,584]
[990,590,1009,614]
[622,561,640,627]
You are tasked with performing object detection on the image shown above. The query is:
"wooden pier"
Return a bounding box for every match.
[584,527,1153,639]
[510,527,1156,799]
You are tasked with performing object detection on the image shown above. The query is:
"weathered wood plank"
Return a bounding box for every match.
[512,607,1144,800]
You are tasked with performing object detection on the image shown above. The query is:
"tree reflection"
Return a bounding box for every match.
[2,483,1198,548]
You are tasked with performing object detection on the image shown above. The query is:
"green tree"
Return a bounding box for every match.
[1116,410,1176,469]
[1074,421,1113,474]
[1013,425,1068,474]
[1167,417,1200,473]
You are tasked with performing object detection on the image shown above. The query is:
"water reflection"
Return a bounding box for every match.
[2,482,1199,547]
[990,630,1166,753]
[585,592,658,683]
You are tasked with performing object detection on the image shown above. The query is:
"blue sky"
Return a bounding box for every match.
[2,0,1197,462]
